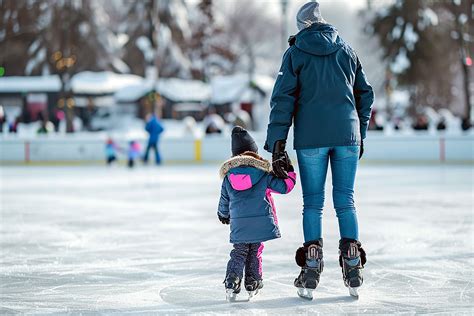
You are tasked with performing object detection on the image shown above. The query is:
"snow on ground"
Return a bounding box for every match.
[0,164,473,314]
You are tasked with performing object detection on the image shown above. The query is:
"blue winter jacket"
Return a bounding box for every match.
[145,115,164,144]
[218,153,297,244]
[265,23,374,152]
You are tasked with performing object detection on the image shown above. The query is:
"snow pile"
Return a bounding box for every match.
[115,78,211,103]
[418,8,439,30]
[114,81,154,103]
[157,78,210,102]
[71,72,143,95]
[390,49,410,74]
[403,23,419,51]
[0,76,61,93]
[210,74,274,104]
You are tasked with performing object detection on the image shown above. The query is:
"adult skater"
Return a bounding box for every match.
[143,113,164,165]
[265,2,374,299]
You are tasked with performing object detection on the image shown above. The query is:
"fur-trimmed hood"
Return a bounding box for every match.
[219,152,271,179]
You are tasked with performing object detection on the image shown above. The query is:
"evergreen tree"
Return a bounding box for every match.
[370,0,472,123]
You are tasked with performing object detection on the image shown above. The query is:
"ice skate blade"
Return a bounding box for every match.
[349,287,359,298]
[296,288,313,300]
[247,289,259,299]
[226,289,237,302]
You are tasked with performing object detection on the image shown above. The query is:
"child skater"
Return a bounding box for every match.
[217,126,297,301]
[127,140,141,168]
[105,137,119,165]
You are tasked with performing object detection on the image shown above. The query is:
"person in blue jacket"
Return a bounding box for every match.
[218,126,297,301]
[143,113,164,165]
[265,2,374,298]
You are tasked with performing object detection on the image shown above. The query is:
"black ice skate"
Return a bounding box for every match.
[224,273,241,302]
[339,238,366,298]
[245,277,263,299]
[294,239,324,300]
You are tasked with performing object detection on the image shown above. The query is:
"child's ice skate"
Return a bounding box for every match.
[245,277,263,299]
[339,238,366,298]
[224,273,241,302]
[294,239,324,300]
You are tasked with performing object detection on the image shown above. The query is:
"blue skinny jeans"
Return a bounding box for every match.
[296,146,360,242]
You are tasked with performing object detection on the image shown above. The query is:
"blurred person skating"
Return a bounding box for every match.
[218,126,297,302]
[105,138,120,165]
[143,113,164,165]
[265,2,373,299]
[9,116,20,133]
[0,106,6,133]
[204,108,225,134]
[37,112,54,134]
[127,140,141,168]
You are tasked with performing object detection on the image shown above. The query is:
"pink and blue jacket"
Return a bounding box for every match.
[218,153,297,244]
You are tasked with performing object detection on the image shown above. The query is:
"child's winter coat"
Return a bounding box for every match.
[105,139,118,158]
[128,141,141,160]
[218,152,297,244]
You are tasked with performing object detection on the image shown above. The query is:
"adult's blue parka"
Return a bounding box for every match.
[145,115,164,144]
[265,23,374,153]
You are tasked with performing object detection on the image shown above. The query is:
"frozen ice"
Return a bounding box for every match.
[0,164,473,314]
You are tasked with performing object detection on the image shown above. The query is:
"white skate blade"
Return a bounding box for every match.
[247,289,259,299]
[349,287,359,298]
[297,288,313,300]
[226,289,237,302]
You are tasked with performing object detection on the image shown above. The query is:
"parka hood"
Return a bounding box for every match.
[219,152,271,191]
[295,23,343,56]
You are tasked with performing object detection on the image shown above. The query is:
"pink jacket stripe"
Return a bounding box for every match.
[284,171,297,193]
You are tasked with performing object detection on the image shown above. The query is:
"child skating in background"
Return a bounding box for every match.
[217,126,297,301]
[127,140,141,168]
[105,138,119,165]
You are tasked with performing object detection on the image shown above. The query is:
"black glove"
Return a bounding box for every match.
[218,213,230,225]
[272,140,291,179]
[359,140,364,160]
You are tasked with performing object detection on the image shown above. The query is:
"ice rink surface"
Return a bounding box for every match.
[1,163,473,314]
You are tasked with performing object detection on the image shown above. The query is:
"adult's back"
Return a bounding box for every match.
[265,23,374,152]
[264,1,374,300]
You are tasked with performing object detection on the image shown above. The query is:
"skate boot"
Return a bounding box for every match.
[339,238,366,298]
[245,277,263,299]
[224,273,241,302]
[294,239,324,300]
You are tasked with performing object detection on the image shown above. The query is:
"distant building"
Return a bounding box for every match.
[114,78,211,121]
[0,72,142,130]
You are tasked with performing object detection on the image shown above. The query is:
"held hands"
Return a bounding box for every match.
[218,213,230,225]
[272,140,293,179]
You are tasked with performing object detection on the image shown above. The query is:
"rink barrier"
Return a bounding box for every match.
[439,137,445,163]
[0,133,473,164]
[25,141,30,163]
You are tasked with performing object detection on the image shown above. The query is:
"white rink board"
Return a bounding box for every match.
[0,164,472,314]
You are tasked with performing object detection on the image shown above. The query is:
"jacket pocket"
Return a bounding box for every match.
[346,146,359,154]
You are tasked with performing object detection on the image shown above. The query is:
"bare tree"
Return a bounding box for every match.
[216,0,280,78]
